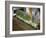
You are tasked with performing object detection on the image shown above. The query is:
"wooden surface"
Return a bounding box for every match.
[12,16,39,31]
